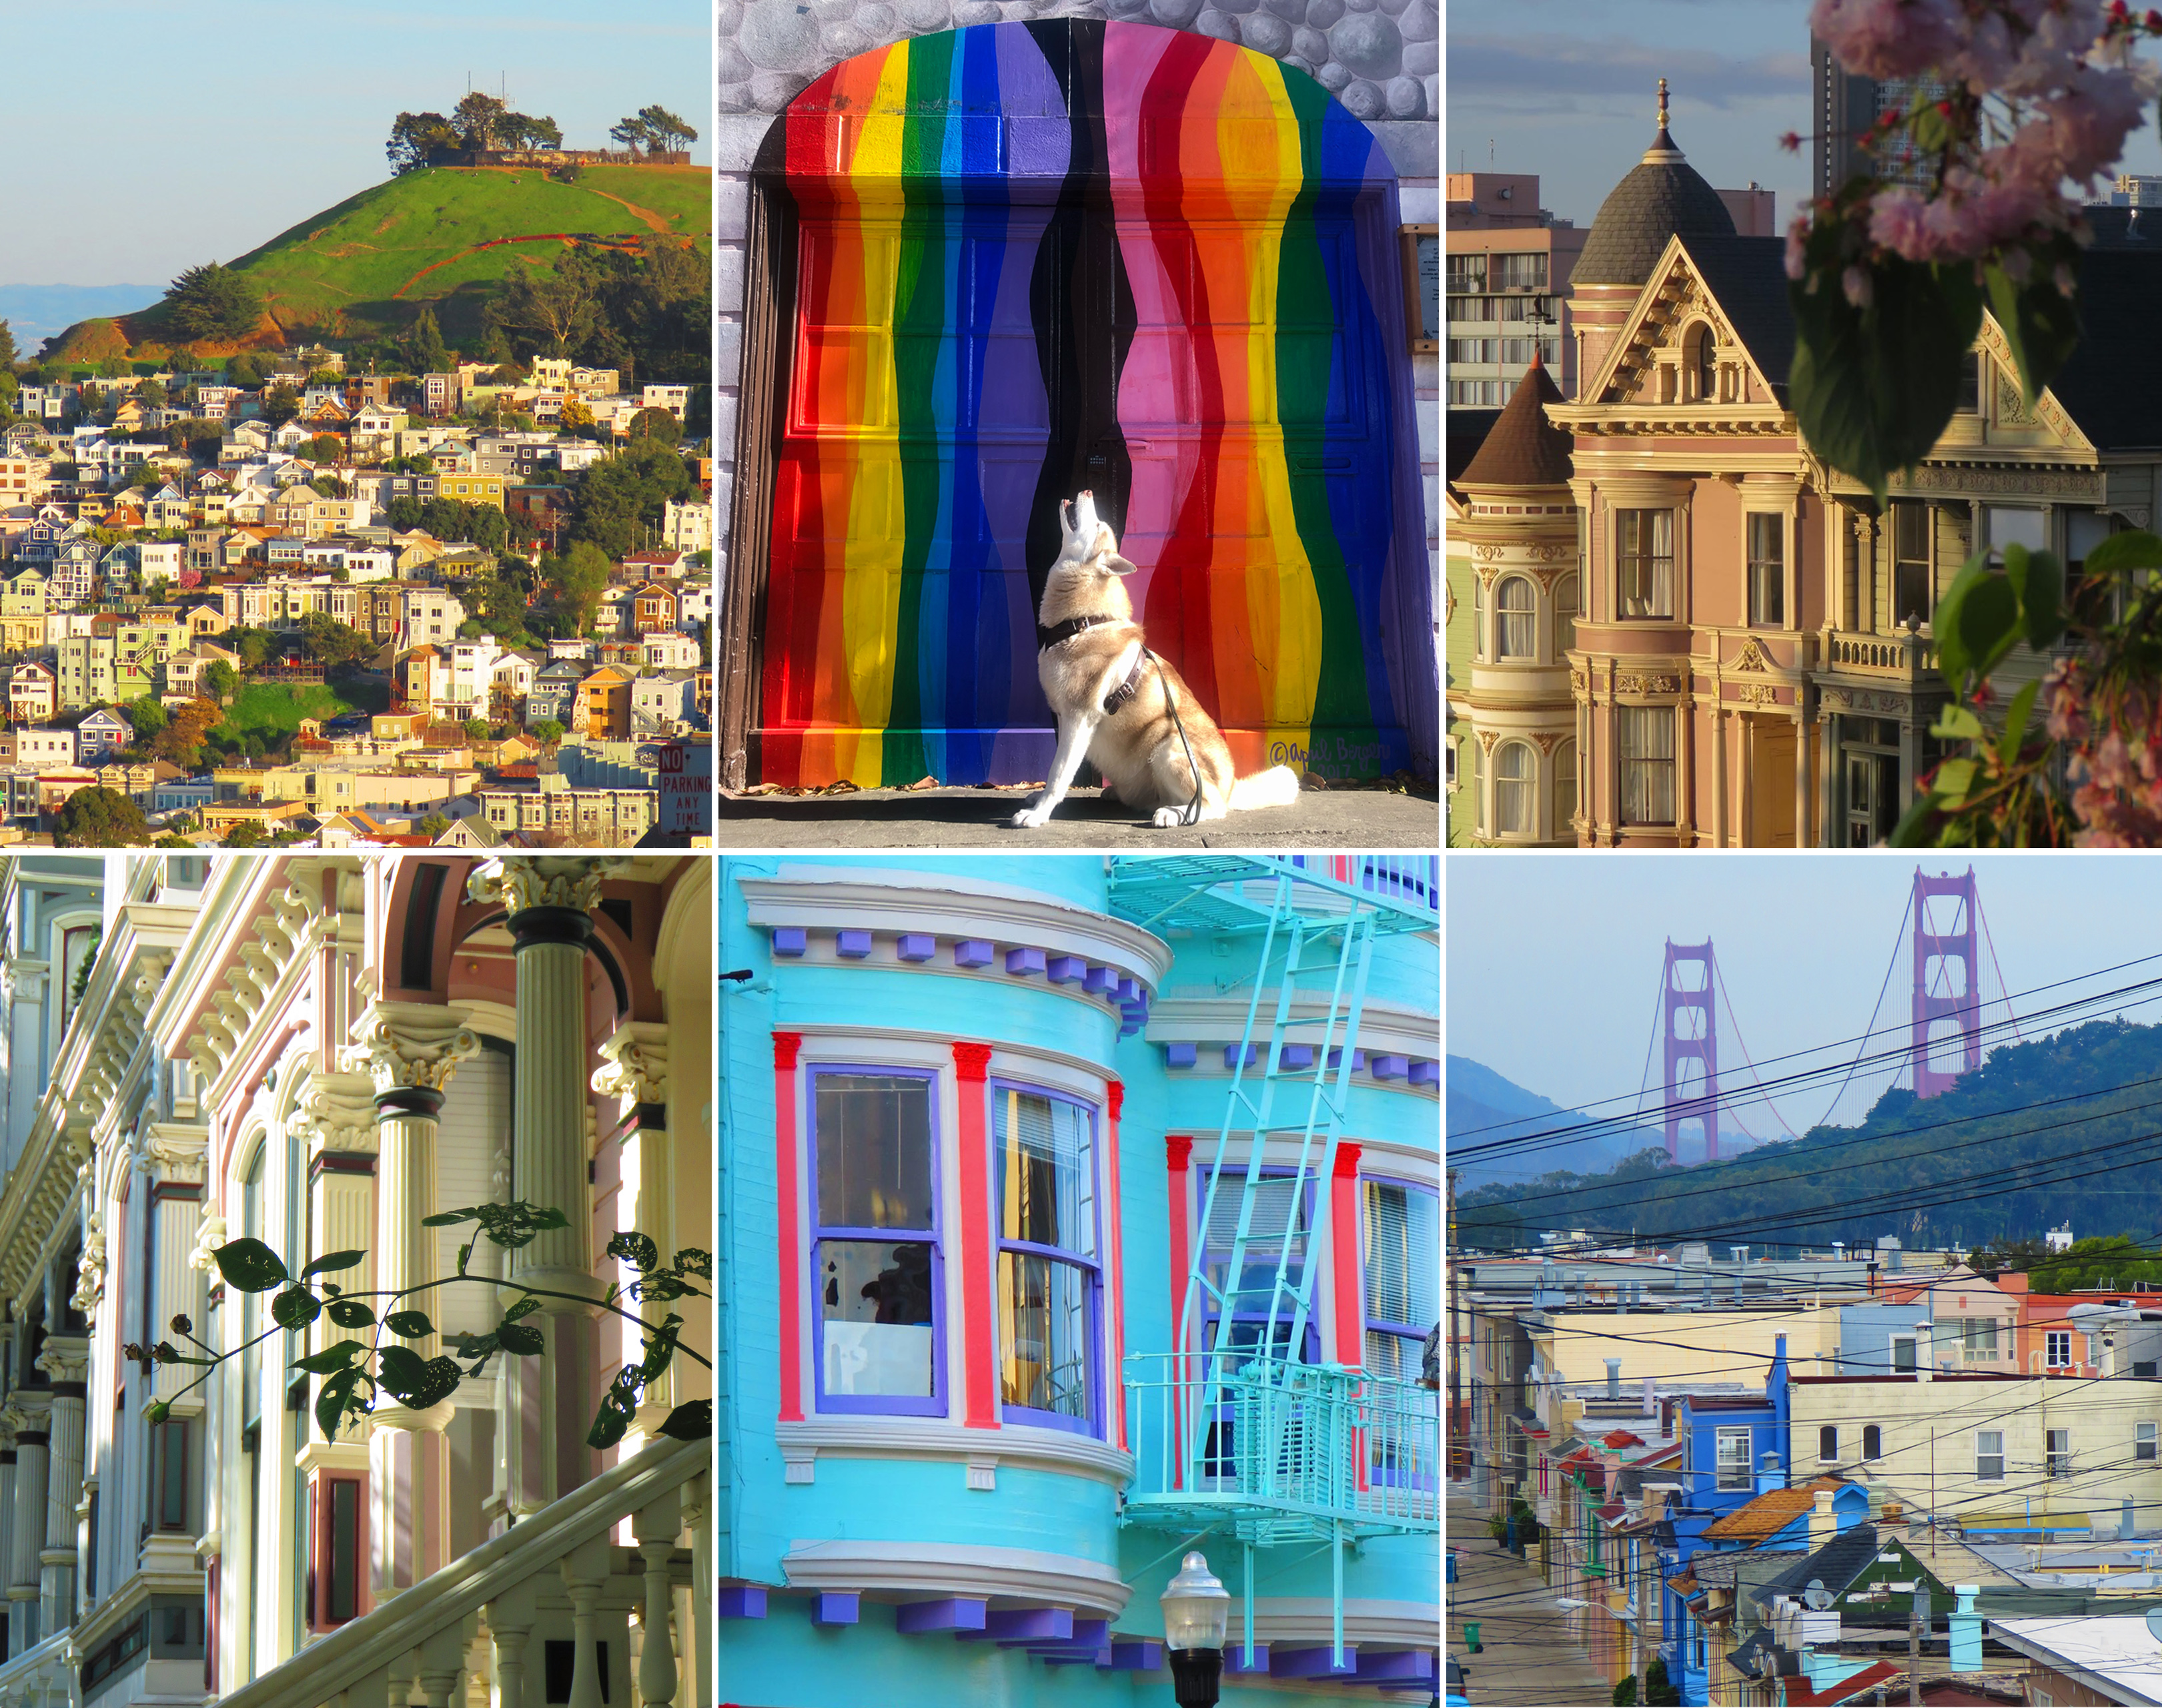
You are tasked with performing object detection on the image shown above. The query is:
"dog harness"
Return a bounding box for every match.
[1037,614,1146,715]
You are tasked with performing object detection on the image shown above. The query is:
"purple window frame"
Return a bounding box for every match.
[1362,1172,1440,1491]
[805,1063,947,1419]
[988,1077,1105,1440]
[1196,1166,1321,1364]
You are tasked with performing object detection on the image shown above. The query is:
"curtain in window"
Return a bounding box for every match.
[1555,739,1577,835]
[1618,705,1675,825]
[1617,510,1674,618]
[1362,1181,1439,1384]
[1497,577,1535,659]
[995,1088,1097,1426]
[1495,743,1533,836]
[1747,512,1783,627]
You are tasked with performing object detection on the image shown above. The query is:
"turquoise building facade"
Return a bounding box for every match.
[717,855,1441,1705]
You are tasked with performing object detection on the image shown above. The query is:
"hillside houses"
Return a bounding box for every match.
[0,341,712,844]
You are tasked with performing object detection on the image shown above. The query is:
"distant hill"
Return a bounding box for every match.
[0,286,162,351]
[1456,1017,2162,1253]
[1448,1055,1652,1188]
[42,163,710,360]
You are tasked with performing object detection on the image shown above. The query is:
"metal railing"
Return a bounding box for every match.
[1124,1352,1440,1541]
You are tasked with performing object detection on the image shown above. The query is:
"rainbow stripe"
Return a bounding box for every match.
[758,20,1433,789]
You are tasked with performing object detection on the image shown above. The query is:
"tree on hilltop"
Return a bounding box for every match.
[611,106,698,154]
[404,307,450,376]
[0,321,16,370]
[163,264,263,342]
[388,111,461,174]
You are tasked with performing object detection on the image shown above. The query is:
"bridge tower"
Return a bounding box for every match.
[1662,939,1720,1164]
[1912,867,1981,1098]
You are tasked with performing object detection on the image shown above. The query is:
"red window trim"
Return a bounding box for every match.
[952,1041,998,1430]
[1105,1082,1127,1452]
[1330,1144,1365,1370]
[773,1031,804,1423]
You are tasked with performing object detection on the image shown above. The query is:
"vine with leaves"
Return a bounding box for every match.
[127,1200,711,1450]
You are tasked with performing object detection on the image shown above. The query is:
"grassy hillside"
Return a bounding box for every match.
[49,163,710,360]
[1456,1017,2162,1254]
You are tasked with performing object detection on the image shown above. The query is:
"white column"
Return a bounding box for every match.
[34,1338,85,1635]
[468,859,622,1515]
[345,1013,478,1600]
[140,1123,208,1583]
[6,1398,49,1653]
[592,1024,670,1436]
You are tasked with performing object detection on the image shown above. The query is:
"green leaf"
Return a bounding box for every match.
[1935,758,1978,803]
[502,1295,541,1324]
[326,1298,375,1329]
[586,1381,638,1451]
[271,1287,321,1330]
[2083,530,2162,578]
[497,1321,545,1357]
[1999,679,2042,765]
[420,1209,480,1227]
[384,1310,434,1339]
[1985,251,2083,414]
[213,1238,290,1293]
[656,1399,712,1441]
[2005,545,2064,652]
[406,1356,462,1408]
[1935,555,2019,691]
[1788,251,1982,500]
[1931,704,1985,743]
[378,1344,425,1392]
[292,1341,368,1374]
[302,1250,366,1278]
[316,1368,363,1441]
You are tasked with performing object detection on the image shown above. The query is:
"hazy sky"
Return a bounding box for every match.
[1447,856,2162,1134]
[1,0,706,286]
[1446,0,2162,230]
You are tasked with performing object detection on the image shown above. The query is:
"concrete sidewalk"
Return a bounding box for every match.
[716,783,1440,849]
[1447,1495,1613,1708]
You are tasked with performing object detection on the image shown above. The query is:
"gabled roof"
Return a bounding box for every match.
[1749,1522,1882,1608]
[1676,234,1794,397]
[2045,248,2162,450]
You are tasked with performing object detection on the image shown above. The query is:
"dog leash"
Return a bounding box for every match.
[1147,647,1205,827]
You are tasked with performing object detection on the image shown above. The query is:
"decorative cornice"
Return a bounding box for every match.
[187,1213,227,1275]
[70,1214,105,1325]
[342,1005,480,1096]
[591,1022,668,1106]
[780,1538,1133,1617]
[466,856,627,915]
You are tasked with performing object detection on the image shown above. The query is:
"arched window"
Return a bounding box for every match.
[1555,574,1580,654]
[1863,1424,1882,1460]
[1555,739,1577,837]
[1495,743,1534,835]
[1820,1424,1838,1462]
[1497,577,1536,659]
[1690,324,1717,402]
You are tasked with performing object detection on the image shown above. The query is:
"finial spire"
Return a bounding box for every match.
[1658,77,1669,129]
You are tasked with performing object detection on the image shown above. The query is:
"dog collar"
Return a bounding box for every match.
[1037,614,1118,651]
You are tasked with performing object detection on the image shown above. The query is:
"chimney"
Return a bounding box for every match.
[1757,1449,1784,1495]
[1810,1488,1836,1551]
[1642,1375,1657,1417]
[1606,1357,1622,1400]
[1573,1269,1587,1307]
[1950,1586,1983,1669]
[1917,1322,1934,1382]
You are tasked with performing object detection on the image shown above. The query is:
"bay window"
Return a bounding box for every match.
[993,1083,1101,1434]
[809,1069,943,1413]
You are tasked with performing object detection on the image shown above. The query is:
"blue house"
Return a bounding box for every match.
[718,855,1442,1703]
[1658,1337,1791,1706]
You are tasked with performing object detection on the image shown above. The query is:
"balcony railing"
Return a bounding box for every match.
[1826,630,1937,683]
[1123,1353,1440,1544]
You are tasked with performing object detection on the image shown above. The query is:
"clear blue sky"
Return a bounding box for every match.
[1446,0,2162,230]
[1447,855,2162,1134]
[0,0,706,286]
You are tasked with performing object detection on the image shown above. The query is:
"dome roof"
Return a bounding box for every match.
[1458,354,1572,488]
[1572,84,1736,288]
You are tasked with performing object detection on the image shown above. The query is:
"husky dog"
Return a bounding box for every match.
[1013,491,1301,829]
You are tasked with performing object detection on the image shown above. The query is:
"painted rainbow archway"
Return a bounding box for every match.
[752,19,1434,789]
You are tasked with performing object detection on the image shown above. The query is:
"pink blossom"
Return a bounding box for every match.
[1867,189,1935,259]
[1811,0,1965,78]
[1842,264,1874,306]
[1784,215,1810,280]
[2093,727,2134,790]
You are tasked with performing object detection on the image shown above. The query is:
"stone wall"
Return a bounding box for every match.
[713,0,1440,634]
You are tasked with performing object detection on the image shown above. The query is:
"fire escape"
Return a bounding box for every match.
[1107,857,1440,1672]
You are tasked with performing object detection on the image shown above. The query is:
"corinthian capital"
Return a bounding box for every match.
[141,1123,208,1186]
[343,1004,480,1096]
[33,1338,88,1387]
[288,1072,381,1154]
[592,1022,668,1106]
[466,856,628,915]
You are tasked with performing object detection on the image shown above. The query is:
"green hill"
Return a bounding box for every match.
[1456,1017,2162,1254]
[49,163,710,360]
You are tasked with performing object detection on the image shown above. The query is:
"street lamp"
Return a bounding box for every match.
[1160,1551,1231,1708]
